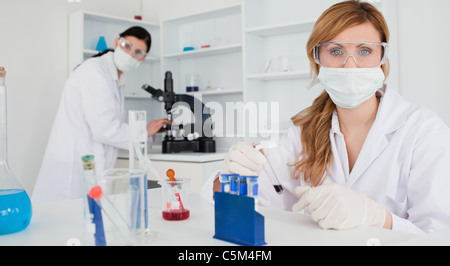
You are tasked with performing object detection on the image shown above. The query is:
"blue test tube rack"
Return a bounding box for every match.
[213,192,266,246]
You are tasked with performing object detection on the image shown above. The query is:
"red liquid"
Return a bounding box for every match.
[162,209,190,221]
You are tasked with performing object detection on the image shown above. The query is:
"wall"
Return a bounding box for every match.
[397,0,450,125]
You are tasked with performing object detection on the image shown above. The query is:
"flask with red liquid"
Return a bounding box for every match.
[162,169,190,221]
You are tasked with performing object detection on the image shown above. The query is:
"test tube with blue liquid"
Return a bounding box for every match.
[238,175,247,196]
[247,176,259,208]
[229,174,239,195]
[219,174,231,193]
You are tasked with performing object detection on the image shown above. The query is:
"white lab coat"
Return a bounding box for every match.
[32,52,129,204]
[201,85,450,235]
[257,86,450,234]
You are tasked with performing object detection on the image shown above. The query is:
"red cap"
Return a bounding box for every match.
[166,169,176,181]
[88,186,103,200]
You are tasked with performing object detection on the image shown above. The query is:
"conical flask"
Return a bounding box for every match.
[0,67,32,235]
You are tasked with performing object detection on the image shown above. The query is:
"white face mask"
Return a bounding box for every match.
[318,67,385,109]
[113,46,142,73]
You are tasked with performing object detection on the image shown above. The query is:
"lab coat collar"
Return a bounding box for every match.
[331,85,409,187]
[330,85,407,137]
[105,52,126,87]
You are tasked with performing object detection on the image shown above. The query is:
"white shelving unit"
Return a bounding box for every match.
[243,0,329,144]
[69,10,164,123]
[160,4,244,149]
[160,4,243,94]
[246,20,316,37]
[69,0,398,150]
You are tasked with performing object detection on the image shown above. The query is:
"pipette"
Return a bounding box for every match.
[252,142,284,194]
[82,155,106,246]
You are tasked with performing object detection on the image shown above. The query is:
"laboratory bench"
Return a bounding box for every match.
[2,187,444,247]
[116,146,227,194]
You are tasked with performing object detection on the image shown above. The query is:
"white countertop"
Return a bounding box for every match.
[118,146,227,163]
[0,188,424,247]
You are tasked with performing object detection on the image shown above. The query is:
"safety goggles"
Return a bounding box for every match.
[117,37,147,60]
[313,41,389,68]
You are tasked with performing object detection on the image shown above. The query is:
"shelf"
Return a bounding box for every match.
[246,20,315,37]
[83,49,160,63]
[124,94,152,99]
[163,44,242,60]
[162,3,241,25]
[84,11,159,28]
[185,88,243,96]
[246,71,310,81]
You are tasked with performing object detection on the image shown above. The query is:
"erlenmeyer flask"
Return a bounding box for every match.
[0,67,32,235]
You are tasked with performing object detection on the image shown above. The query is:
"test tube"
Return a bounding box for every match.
[229,174,239,195]
[219,174,231,193]
[246,176,259,207]
[238,175,247,196]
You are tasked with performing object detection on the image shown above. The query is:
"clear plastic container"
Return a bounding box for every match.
[185,74,199,92]
[83,168,147,246]
[0,67,32,235]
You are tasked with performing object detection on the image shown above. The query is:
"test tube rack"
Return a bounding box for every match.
[213,192,266,246]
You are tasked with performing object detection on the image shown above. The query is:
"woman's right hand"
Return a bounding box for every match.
[221,142,268,176]
[147,119,172,138]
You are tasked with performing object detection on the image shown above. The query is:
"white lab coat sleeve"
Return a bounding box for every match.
[393,128,450,234]
[79,69,129,150]
[259,125,303,210]
[200,170,220,205]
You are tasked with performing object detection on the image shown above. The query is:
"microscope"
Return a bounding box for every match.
[142,71,216,154]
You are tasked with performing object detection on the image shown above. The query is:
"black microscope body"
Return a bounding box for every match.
[142,71,216,154]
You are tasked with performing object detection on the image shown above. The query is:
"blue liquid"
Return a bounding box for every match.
[0,189,32,235]
[186,86,199,92]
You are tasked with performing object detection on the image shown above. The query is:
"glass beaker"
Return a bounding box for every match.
[0,67,32,235]
[162,178,190,221]
[83,168,147,246]
[185,74,199,92]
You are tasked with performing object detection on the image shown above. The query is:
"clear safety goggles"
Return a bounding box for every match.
[313,41,389,68]
[118,37,147,60]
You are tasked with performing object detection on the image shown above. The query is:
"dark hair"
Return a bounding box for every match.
[120,26,152,53]
[92,26,152,58]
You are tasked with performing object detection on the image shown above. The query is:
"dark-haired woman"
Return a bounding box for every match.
[32,26,170,203]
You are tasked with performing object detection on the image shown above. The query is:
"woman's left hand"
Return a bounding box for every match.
[292,183,389,230]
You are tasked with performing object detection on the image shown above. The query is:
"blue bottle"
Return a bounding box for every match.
[95,36,108,52]
[0,67,32,235]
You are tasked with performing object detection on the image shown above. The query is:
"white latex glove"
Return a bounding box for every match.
[292,183,386,230]
[221,142,267,176]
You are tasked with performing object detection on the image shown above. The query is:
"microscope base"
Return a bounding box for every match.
[162,139,216,154]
